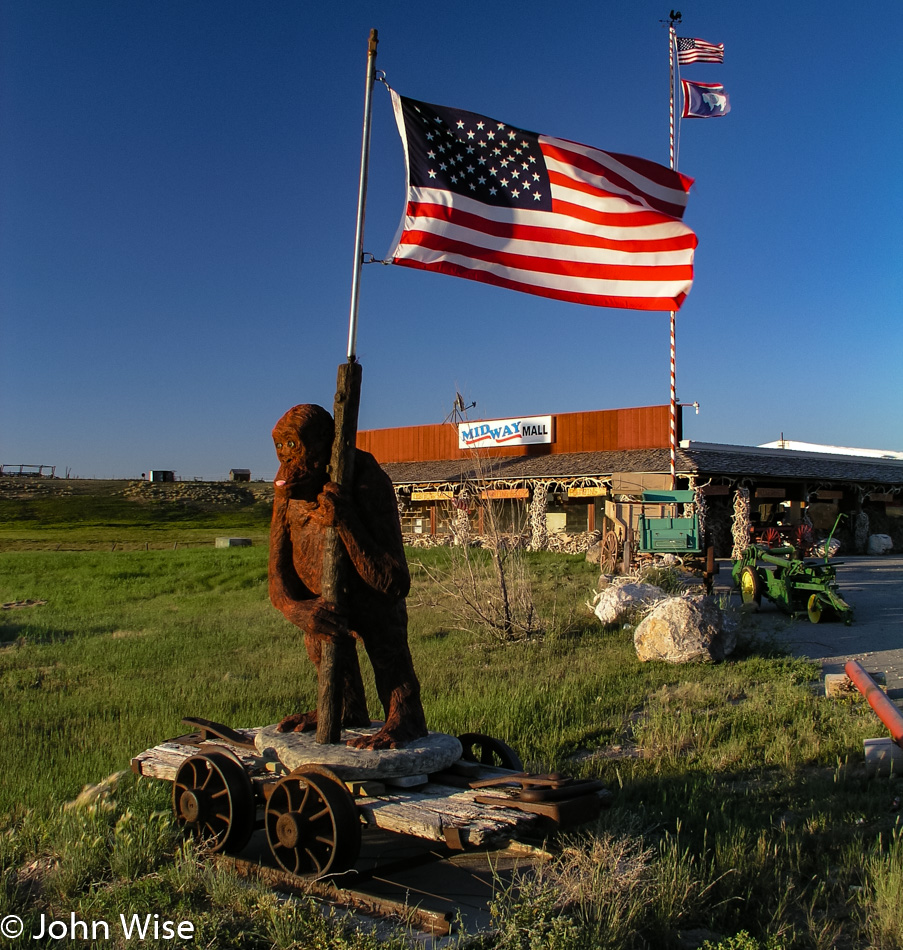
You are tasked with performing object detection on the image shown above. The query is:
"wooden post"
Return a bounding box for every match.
[316,360,362,744]
[315,29,378,744]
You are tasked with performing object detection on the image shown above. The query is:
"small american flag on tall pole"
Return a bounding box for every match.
[676,36,724,64]
[389,92,697,312]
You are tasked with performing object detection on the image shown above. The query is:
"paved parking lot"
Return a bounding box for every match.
[716,555,903,698]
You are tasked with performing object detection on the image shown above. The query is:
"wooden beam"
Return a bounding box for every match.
[318,360,362,745]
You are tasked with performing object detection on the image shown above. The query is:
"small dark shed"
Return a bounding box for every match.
[230,469,251,482]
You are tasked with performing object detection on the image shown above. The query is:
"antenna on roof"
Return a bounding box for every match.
[444,391,477,425]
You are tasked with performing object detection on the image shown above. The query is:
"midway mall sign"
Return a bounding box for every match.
[458,415,555,450]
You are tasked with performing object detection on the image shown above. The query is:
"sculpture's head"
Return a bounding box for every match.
[272,404,334,500]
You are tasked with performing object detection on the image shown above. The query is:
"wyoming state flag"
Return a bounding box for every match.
[681,80,731,118]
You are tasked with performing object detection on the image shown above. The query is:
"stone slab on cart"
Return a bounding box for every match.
[254,723,463,780]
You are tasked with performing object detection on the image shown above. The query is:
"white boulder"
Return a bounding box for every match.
[589,581,667,627]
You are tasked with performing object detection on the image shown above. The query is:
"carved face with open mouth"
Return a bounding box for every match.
[271,404,334,500]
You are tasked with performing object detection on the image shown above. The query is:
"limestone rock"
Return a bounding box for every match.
[867,534,893,555]
[590,582,667,627]
[634,596,734,664]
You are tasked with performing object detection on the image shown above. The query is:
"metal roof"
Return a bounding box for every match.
[379,443,903,490]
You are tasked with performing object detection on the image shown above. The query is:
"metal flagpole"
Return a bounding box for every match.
[347,28,380,363]
[668,13,680,489]
[317,28,379,745]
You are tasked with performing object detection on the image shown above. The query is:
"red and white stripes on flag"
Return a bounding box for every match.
[676,37,725,65]
[389,92,697,312]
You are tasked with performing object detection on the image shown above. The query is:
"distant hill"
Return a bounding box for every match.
[0,478,274,551]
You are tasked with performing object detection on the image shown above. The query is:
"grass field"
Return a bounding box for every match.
[1,485,901,948]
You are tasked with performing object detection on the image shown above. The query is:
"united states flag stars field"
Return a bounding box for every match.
[389,92,698,312]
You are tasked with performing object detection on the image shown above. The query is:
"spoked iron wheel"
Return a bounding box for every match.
[792,525,816,557]
[458,732,524,771]
[600,531,620,574]
[759,527,782,549]
[265,770,361,877]
[172,752,255,854]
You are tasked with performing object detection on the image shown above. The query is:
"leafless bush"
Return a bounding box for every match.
[416,504,541,642]
[413,425,542,639]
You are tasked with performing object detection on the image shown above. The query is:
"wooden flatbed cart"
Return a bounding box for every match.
[132,718,611,932]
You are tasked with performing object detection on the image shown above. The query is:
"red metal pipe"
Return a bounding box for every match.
[844,659,903,747]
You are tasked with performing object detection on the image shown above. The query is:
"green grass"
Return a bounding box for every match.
[0,489,901,947]
[0,547,309,810]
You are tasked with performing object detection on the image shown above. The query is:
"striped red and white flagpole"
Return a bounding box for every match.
[668,16,679,488]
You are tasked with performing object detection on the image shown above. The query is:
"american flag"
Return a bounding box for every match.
[676,36,724,65]
[389,93,697,312]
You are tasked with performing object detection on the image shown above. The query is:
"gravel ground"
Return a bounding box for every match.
[715,554,903,704]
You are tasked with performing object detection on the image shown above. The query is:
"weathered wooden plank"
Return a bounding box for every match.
[356,783,538,845]
[131,738,266,781]
[212,855,453,936]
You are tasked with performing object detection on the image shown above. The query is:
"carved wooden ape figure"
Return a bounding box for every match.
[268,404,428,750]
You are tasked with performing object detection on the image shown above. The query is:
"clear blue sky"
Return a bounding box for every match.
[2,1,901,480]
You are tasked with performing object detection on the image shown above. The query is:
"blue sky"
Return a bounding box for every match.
[2,1,901,480]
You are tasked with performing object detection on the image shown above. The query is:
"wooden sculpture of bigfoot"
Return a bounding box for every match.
[268,404,428,750]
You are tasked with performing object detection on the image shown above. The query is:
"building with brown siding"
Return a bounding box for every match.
[357,405,903,555]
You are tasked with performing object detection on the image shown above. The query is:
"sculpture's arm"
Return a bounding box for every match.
[268,494,347,639]
[315,475,410,599]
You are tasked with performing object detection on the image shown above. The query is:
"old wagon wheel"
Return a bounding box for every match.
[792,524,816,556]
[172,752,255,854]
[265,770,361,877]
[458,732,524,771]
[599,530,620,574]
[759,527,782,548]
[739,565,763,609]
